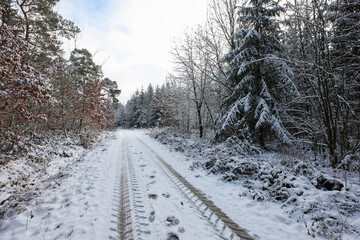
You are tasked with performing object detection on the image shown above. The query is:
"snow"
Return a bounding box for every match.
[1,129,358,239]
[0,133,120,240]
[255,97,270,128]
[140,130,313,240]
[150,128,360,239]
[221,93,252,131]
[125,135,222,239]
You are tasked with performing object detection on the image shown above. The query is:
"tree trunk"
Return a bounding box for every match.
[196,105,204,138]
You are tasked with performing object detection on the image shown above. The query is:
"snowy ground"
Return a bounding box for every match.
[149,128,360,240]
[0,132,120,240]
[1,129,355,239]
[135,130,312,240]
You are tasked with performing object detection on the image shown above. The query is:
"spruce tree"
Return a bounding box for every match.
[144,84,158,127]
[218,0,298,146]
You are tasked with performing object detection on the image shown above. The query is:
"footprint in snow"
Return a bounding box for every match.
[148,193,158,200]
[146,180,156,188]
[149,211,155,222]
[166,216,179,226]
[162,193,170,198]
[166,232,179,240]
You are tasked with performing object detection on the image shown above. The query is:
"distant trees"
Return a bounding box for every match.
[0,3,120,152]
[47,48,120,137]
[121,84,161,128]
[103,78,121,108]
[64,48,115,134]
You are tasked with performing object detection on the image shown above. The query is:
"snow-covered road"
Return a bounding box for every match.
[120,131,253,240]
[0,129,312,240]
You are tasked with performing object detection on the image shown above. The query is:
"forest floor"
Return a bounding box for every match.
[0,129,358,239]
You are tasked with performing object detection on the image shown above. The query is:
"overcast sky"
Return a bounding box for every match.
[56,0,209,104]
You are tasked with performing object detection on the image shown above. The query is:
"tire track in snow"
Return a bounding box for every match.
[126,139,151,239]
[133,135,255,240]
[117,137,151,240]
[118,139,133,240]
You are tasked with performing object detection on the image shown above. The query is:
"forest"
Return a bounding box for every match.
[1,0,359,238]
[0,0,121,153]
[118,0,360,169]
[1,0,358,168]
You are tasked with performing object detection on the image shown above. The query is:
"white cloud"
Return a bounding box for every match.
[57,0,209,104]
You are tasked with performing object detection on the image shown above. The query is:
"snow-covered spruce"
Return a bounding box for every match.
[217,0,298,146]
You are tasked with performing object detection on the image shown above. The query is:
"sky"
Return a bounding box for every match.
[56,0,210,104]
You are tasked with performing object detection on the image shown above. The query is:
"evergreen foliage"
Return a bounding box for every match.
[121,84,162,128]
[217,0,297,145]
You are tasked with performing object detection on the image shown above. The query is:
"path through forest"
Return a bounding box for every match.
[0,130,311,240]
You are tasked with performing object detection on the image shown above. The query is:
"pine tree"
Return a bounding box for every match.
[152,85,164,126]
[1,0,79,71]
[103,77,121,108]
[144,84,158,127]
[218,0,298,146]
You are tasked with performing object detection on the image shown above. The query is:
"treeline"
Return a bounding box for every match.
[121,0,359,168]
[117,82,179,129]
[0,0,120,152]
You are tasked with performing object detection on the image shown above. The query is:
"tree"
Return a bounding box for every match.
[284,0,359,166]
[328,0,360,160]
[103,77,121,108]
[143,84,158,127]
[115,102,125,126]
[0,18,56,150]
[1,0,79,71]
[208,0,238,51]
[218,0,298,146]
[171,28,213,138]
[0,2,118,154]
[63,48,117,133]
[68,48,99,132]
[124,90,140,128]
